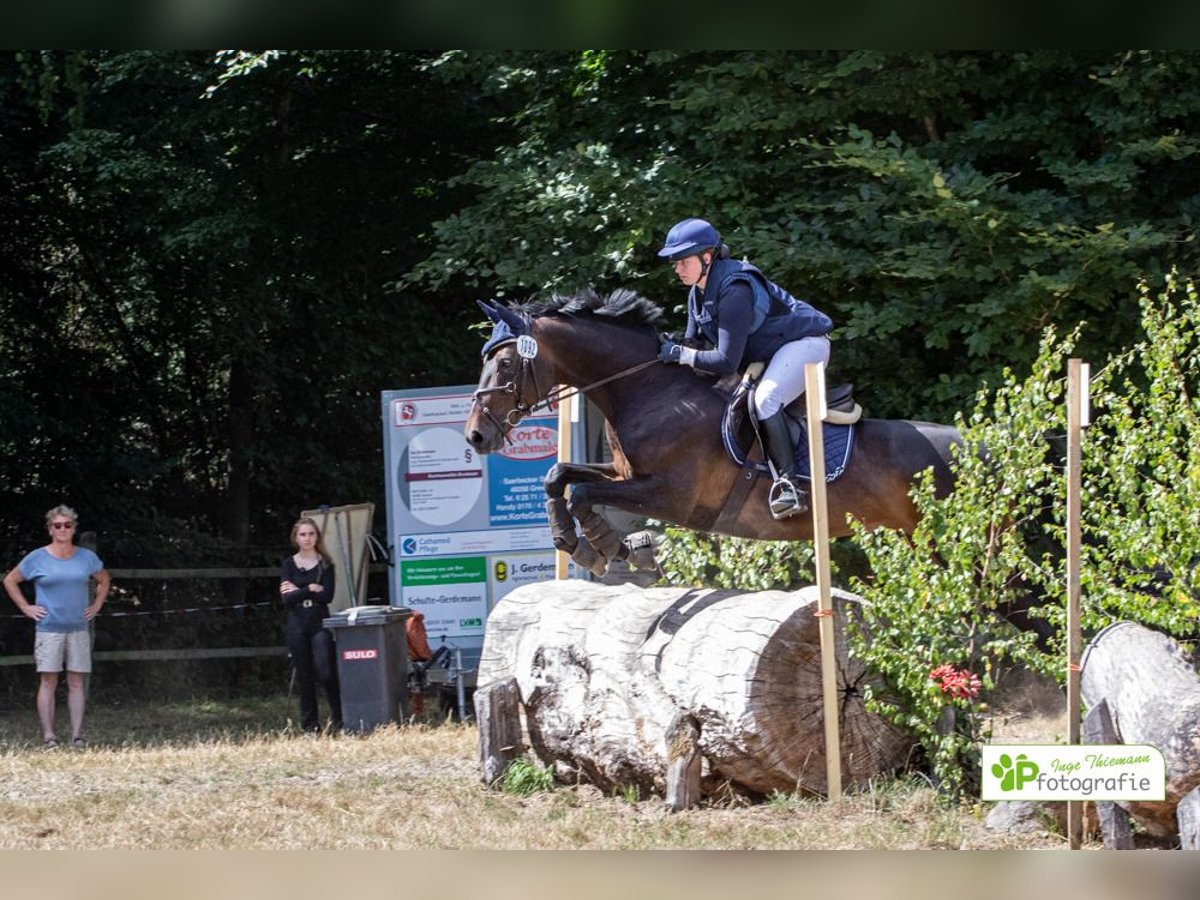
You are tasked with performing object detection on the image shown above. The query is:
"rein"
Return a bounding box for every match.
[530,358,660,416]
[472,342,659,441]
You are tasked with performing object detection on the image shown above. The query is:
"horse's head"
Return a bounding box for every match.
[465,300,548,454]
[466,289,667,455]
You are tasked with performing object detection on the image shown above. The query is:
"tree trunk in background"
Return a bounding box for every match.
[478,581,913,800]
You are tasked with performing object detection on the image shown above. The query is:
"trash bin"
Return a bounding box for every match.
[323,604,412,732]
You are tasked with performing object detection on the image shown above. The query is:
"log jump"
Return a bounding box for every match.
[475,580,913,807]
[1081,620,1200,844]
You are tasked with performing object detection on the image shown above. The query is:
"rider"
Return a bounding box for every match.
[656,217,833,519]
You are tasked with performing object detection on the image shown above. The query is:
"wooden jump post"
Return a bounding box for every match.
[805,361,842,801]
[555,392,574,580]
[1066,357,1089,849]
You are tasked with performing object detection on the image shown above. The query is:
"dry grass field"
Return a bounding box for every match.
[0,671,1082,851]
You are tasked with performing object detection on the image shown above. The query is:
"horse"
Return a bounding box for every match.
[465,288,962,576]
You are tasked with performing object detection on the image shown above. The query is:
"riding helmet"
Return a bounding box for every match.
[657,218,722,260]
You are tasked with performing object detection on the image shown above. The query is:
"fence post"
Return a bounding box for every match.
[1066,358,1089,848]
[805,362,842,801]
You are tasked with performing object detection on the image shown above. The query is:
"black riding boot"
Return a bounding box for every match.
[759,409,808,519]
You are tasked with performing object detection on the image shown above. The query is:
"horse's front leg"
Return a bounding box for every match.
[544,462,620,577]
[566,475,665,572]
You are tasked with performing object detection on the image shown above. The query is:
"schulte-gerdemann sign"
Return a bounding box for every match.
[381,385,578,655]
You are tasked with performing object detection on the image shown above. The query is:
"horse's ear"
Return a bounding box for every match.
[476,299,500,322]
[490,302,528,335]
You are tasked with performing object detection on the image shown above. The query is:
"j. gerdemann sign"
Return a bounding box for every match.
[381,385,577,653]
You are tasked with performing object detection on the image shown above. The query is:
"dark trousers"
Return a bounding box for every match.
[285,609,342,731]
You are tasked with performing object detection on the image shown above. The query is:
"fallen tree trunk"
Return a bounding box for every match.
[477,581,912,800]
[1080,620,1200,837]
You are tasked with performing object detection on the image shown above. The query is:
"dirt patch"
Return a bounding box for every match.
[987,667,1067,744]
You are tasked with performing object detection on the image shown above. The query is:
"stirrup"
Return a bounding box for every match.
[769,477,808,519]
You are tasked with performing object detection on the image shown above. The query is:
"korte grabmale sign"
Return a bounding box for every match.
[381,386,580,657]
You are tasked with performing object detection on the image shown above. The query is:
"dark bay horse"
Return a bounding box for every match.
[465,288,961,575]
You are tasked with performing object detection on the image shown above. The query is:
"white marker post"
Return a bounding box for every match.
[1066,358,1089,848]
[805,362,842,801]
[555,391,574,580]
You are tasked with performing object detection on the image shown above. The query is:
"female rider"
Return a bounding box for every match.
[656,217,833,519]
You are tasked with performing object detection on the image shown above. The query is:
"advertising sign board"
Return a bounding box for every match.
[381,386,579,658]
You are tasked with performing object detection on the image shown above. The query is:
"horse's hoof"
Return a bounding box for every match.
[623,530,660,571]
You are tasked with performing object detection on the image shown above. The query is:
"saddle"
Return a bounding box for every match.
[738,361,862,426]
[721,364,860,481]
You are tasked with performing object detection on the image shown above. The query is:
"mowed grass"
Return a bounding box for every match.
[0,689,1068,850]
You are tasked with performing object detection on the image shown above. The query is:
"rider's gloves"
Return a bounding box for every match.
[658,340,683,364]
[658,335,697,367]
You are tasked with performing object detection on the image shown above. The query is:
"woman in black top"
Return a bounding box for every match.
[280,516,342,733]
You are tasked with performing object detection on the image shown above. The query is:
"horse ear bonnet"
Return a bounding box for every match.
[478,299,526,358]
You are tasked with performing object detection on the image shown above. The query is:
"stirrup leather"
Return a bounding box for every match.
[768,476,808,519]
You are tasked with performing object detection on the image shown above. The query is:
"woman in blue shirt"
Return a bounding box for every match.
[3,505,109,749]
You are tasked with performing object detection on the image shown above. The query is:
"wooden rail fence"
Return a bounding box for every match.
[0,563,389,668]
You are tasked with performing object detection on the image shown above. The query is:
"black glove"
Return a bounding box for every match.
[658,338,683,364]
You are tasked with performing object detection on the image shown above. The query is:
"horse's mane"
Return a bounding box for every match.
[516,287,665,329]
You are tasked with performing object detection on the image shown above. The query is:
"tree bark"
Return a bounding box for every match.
[1177,788,1200,850]
[1080,620,1200,836]
[477,581,912,801]
[477,676,523,785]
[1083,698,1134,849]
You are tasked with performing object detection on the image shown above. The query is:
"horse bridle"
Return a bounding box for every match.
[471,339,659,443]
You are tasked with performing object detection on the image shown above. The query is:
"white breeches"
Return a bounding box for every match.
[752,336,832,419]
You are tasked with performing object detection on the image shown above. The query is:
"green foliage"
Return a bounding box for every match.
[0,50,496,562]
[847,330,1073,802]
[614,783,641,805]
[847,272,1200,802]
[5,50,1200,679]
[1073,273,1200,636]
[500,756,556,796]
[412,51,1200,421]
[655,523,815,591]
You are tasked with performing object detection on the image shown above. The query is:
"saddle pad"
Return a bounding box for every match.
[721,384,855,483]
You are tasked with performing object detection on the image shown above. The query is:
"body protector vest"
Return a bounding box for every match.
[687,257,833,367]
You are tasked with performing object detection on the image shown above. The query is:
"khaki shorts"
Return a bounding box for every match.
[34,630,92,674]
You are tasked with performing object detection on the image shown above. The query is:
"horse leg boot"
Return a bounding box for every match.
[545,496,579,555]
[621,530,660,572]
[576,509,627,566]
[571,536,609,578]
[547,497,608,577]
[759,409,808,519]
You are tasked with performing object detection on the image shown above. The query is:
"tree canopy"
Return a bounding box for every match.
[2,50,1198,564]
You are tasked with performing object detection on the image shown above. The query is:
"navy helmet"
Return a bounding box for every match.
[657,217,721,261]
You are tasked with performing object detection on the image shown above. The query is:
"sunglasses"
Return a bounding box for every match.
[51,522,76,530]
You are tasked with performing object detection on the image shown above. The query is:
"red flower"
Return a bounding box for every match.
[929,664,982,700]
